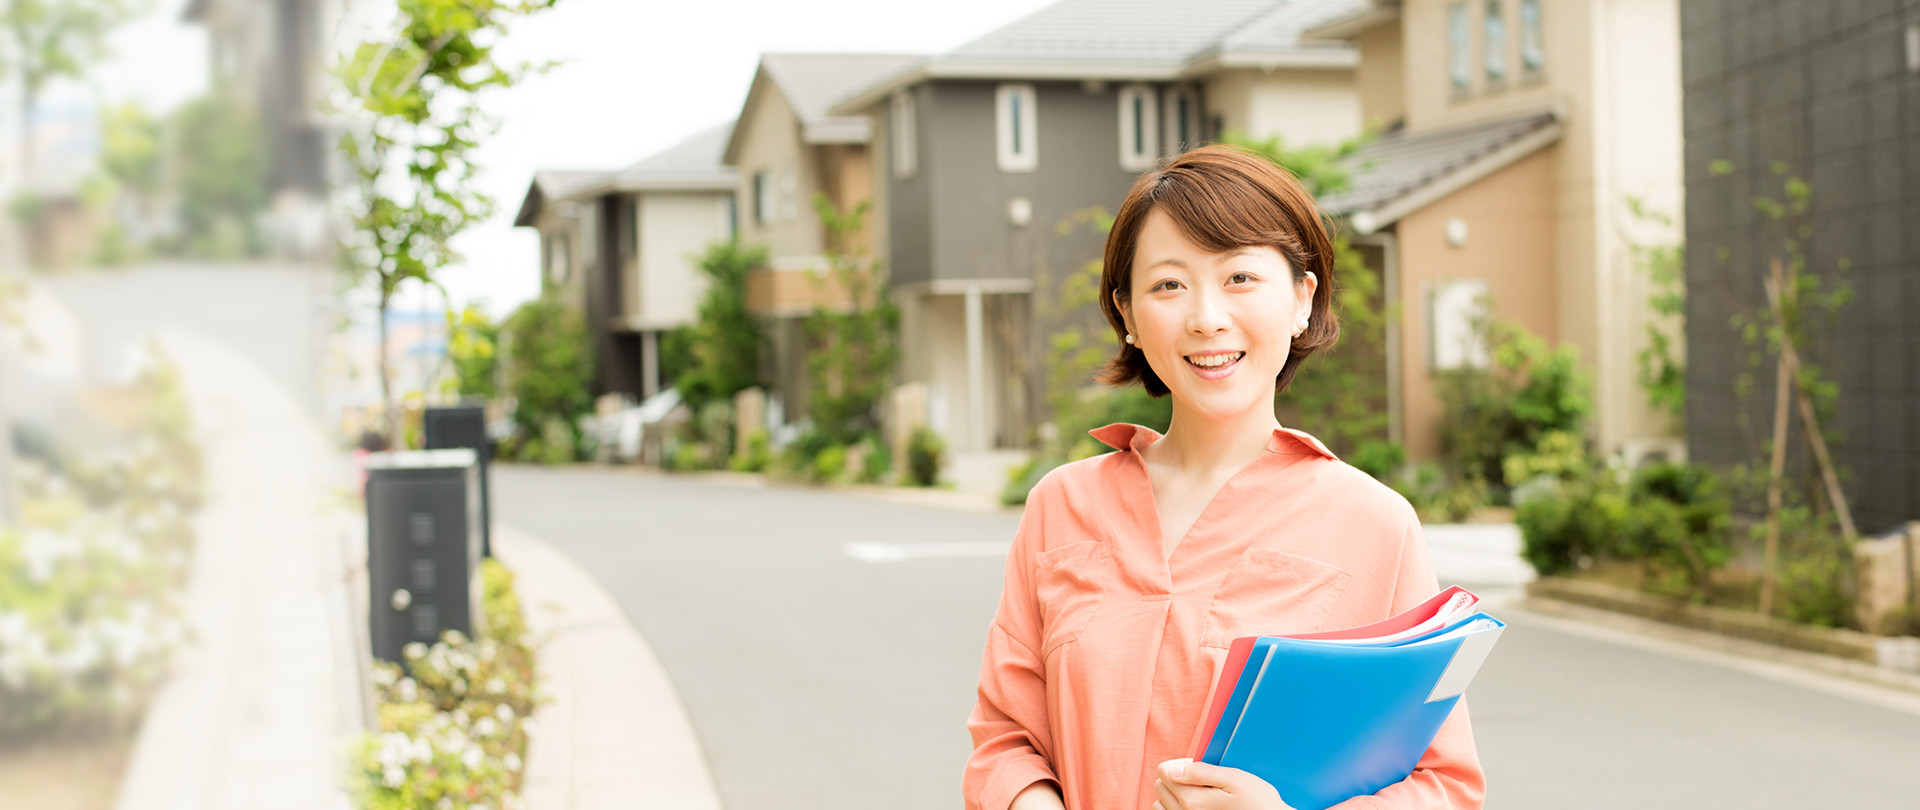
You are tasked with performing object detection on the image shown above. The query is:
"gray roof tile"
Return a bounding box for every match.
[1317,112,1559,215]
[761,53,925,139]
[606,123,736,191]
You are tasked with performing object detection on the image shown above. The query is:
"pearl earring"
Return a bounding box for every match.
[1125,333,1135,345]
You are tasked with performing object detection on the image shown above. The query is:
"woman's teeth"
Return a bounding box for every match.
[1186,352,1244,368]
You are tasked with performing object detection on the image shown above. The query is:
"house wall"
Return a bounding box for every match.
[630,191,732,330]
[1681,0,1920,533]
[1203,68,1363,146]
[733,76,828,263]
[1400,0,1679,456]
[1356,22,1406,129]
[1395,145,1560,460]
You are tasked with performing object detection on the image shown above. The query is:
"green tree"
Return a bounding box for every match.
[333,0,560,441]
[803,194,899,443]
[442,304,499,398]
[0,0,139,175]
[1222,131,1394,457]
[670,239,767,411]
[169,89,269,258]
[500,286,590,462]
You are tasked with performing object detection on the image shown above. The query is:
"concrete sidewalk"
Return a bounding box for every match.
[495,524,724,810]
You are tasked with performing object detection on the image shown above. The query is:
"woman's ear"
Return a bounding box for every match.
[1112,290,1134,334]
[1295,271,1318,332]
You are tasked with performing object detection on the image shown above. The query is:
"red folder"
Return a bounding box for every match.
[1188,586,1478,760]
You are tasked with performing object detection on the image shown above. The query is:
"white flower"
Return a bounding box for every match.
[382,765,406,788]
[474,717,499,738]
[504,752,522,772]
[495,703,514,723]
[452,709,470,727]
[486,678,505,695]
[461,746,482,770]
[404,642,428,660]
[436,799,453,810]
[397,678,419,703]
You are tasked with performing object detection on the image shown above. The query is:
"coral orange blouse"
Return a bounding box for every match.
[964,423,1484,810]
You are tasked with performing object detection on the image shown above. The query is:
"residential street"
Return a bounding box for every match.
[495,463,1920,810]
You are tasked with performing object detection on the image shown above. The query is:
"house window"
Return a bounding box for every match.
[891,91,917,179]
[1484,0,1507,84]
[1520,0,1544,75]
[1118,84,1159,171]
[1163,86,1198,154]
[1448,3,1471,92]
[996,83,1038,173]
[1427,279,1491,371]
[753,171,772,226]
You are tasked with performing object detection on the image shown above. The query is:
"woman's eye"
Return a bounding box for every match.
[1229,273,1256,284]
[1152,280,1182,292]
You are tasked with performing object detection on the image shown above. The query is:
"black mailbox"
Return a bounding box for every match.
[365,449,484,664]
[423,404,492,557]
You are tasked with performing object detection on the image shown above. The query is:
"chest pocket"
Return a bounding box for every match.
[1033,540,1112,658]
[1199,547,1352,649]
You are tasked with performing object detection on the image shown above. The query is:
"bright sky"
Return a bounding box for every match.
[89,0,1057,320]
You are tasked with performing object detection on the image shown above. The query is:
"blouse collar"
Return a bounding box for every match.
[1086,422,1339,460]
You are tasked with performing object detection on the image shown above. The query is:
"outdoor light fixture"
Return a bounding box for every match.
[1446,218,1470,247]
[1009,197,1033,227]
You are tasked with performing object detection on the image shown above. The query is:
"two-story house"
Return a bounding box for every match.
[1305,0,1684,463]
[721,52,924,432]
[514,123,737,401]
[828,0,1371,462]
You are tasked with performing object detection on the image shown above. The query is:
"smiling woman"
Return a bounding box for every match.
[961,146,1485,810]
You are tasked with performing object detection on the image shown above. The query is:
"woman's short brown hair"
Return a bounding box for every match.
[1097,144,1340,397]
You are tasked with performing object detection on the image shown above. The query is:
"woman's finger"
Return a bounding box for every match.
[1155,777,1192,810]
[1159,758,1239,790]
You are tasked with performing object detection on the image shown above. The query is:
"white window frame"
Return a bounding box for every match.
[780,168,797,221]
[1483,0,1508,84]
[1117,84,1160,171]
[1520,0,1545,75]
[1162,85,1199,155]
[752,170,773,226]
[1427,279,1492,371]
[1448,3,1472,93]
[891,91,918,179]
[996,83,1038,173]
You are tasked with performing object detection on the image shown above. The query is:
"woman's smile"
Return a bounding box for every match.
[1184,350,1245,379]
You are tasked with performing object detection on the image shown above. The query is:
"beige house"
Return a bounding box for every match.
[722,52,923,430]
[513,124,737,400]
[1306,0,1684,463]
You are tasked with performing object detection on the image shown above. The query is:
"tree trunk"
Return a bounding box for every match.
[379,280,397,447]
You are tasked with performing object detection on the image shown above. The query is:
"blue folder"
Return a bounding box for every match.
[1199,614,1505,810]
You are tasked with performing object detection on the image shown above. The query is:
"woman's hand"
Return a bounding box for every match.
[1154,758,1297,810]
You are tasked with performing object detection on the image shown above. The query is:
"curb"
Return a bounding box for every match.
[1525,578,1920,696]
[493,524,724,810]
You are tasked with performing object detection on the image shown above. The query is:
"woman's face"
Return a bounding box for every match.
[1115,206,1317,423]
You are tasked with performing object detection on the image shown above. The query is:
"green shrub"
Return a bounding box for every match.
[348,558,539,809]
[1516,468,1630,576]
[1348,440,1406,482]
[1621,462,1732,598]
[696,400,736,462]
[853,433,892,484]
[730,430,771,473]
[1001,455,1061,506]
[1389,461,1486,523]
[810,443,849,483]
[1764,506,1856,628]
[906,426,945,487]
[1436,315,1593,498]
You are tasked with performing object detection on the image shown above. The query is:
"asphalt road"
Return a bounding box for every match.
[493,463,1920,810]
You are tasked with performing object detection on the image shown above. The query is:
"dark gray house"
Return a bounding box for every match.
[1680,1,1920,533]
[832,0,1368,457]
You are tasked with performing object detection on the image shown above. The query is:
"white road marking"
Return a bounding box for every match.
[844,541,1012,563]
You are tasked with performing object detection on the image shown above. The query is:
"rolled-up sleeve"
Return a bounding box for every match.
[963,478,1061,810]
[1332,514,1487,809]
